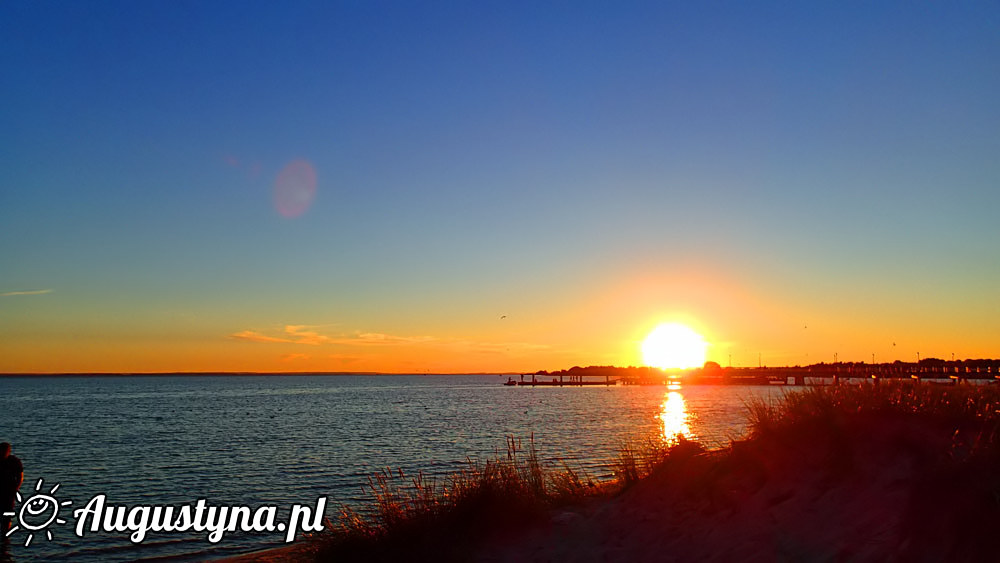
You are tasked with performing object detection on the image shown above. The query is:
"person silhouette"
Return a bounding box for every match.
[0,443,23,535]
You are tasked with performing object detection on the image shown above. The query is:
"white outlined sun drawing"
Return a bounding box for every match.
[3,478,72,547]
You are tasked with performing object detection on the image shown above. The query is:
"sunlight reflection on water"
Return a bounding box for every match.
[660,390,693,445]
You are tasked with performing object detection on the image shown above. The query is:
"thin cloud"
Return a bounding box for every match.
[284,325,332,345]
[1,289,53,297]
[229,330,293,344]
[230,326,332,345]
[228,326,545,357]
[344,333,437,346]
[229,326,437,347]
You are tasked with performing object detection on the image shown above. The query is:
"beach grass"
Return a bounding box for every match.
[745,381,1000,458]
[314,381,1000,562]
[315,435,608,562]
[313,430,711,562]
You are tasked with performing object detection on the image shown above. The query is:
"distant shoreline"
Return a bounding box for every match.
[3,358,999,378]
[0,372,520,377]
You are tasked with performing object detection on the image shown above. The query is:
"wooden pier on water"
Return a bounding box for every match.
[505,361,1000,387]
[506,372,801,387]
[506,374,617,386]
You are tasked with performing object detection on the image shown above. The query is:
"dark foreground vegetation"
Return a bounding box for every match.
[311,436,610,562]
[313,382,1000,562]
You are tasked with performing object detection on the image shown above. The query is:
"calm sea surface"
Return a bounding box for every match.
[0,375,791,561]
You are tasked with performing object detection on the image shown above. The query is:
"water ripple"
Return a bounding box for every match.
[0,375,785,560]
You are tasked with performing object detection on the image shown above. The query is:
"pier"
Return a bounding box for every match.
[507,373,616,386]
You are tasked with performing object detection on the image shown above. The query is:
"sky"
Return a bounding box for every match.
[2,1,999,373]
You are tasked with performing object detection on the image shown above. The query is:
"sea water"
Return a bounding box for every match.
[0,375,790,561]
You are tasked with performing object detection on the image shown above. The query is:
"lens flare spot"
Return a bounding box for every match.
[274,159,317,218]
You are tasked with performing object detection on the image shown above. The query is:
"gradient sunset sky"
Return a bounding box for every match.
[2,2,998,373]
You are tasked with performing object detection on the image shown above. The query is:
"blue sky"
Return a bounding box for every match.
[2,1,999,372]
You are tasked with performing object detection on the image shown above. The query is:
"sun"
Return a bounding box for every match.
[642,323,708,369]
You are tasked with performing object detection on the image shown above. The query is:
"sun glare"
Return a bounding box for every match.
[642,323,708,369]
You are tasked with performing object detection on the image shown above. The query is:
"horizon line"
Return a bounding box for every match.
[4,358,999,377]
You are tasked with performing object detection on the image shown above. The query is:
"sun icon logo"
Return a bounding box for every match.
[3,478,72,547]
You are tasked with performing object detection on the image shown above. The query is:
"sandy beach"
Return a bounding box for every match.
[480,421,945,561]
[482,416,1000,562]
